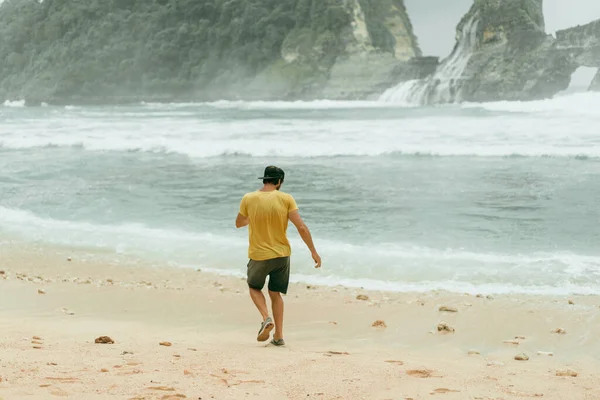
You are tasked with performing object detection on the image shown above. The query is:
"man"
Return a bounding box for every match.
[236,166,321,346]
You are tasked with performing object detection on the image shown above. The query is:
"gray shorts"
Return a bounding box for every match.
[247,257,290,294]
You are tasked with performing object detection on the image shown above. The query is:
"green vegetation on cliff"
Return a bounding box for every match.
[0,0,418,103]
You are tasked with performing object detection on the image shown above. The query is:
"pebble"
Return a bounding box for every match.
[67,257,72,262]
[468,350,480,355]
[95,336,115,344]
[372,320,387,328]
[556,369,578,377]
[159,341,172,347]
[537,351,554,356]
[356,294,369,301]
[33,336,42,340]
[515,335,526,340]
[100,368,109,373]
[487,361,504,366]
[38,289,46,294]
[0,270,5,275]
[514,353,529,361]
[568,300,575,305]
[439,306,458,312]
[503,339,520,345]
[551,328,567,334]
[437,323,455,333]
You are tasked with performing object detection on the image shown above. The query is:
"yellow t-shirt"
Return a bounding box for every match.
[239,190,299,261]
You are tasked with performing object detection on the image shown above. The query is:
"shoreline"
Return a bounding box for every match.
[1,241,600,398]
[2,236,597,298]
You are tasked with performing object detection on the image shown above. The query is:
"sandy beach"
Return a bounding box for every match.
[1,241,599,400]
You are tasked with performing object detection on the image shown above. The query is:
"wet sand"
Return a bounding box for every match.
[1,241,599,399]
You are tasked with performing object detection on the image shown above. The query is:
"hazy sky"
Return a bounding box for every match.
[406,0,600,57]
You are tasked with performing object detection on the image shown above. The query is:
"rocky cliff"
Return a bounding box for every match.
[554,19,600,92]
[0,0,423,104]
[380,1,600,105]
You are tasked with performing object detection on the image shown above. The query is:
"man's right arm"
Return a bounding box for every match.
[289,210,321,268]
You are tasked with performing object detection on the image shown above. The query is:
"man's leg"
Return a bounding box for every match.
[247,259,275,342]
[267,257,290,343]
[268,290,284,340]
[249,287,269,321]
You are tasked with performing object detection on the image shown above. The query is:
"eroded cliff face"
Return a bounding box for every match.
[320,0,424,99]
[454,0,573,103]
[554,20,600,67]
[264,0,423,100]
[380,0,600,105]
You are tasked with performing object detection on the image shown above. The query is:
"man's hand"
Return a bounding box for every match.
[312,251,322,269]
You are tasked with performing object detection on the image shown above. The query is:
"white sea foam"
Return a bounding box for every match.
[2,99,25,107]
[1,92,600,158]
[1,206,599,295]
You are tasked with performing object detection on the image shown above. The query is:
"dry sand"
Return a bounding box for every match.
[1,241,600,399]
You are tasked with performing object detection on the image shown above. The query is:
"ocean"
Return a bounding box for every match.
[1,93,599,295]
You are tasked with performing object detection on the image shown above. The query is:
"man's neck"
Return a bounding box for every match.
[260,184,278,192]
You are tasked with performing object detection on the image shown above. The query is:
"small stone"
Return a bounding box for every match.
[67,257,72,262]
[33,336,42,340]
[121,351,133,355]
[106,279,114,284]
[173,354,181,358]
[38,289,46,294]
[515,335,526,340]
[438,306,458,312]
[556,369,577,377]
[551,328,567,334]
[100,368,109,373]
[476,294,483,298]
[0,270,5,275]
[159,341,172,347]
[32,340,43,345]
[487,361,504,366]
[47,362,57,366]
[33,346,42,349]
[503,339,520,345]
[537,351,554,356]
[356,294,369,301]
[437,323,455,333]
[372,320,387,328]
[486,295,494,300]
[95,336,115,344]
[184,369,193,376]
[568,300,575,305]
[514,353,529,361]
[468,350,480,355]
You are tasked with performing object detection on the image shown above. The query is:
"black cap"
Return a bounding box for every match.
[258,166,285,180]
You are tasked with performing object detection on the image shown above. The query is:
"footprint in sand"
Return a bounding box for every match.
[406,369,434,378]
[385,360,404,365]
[431,388,459,394]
